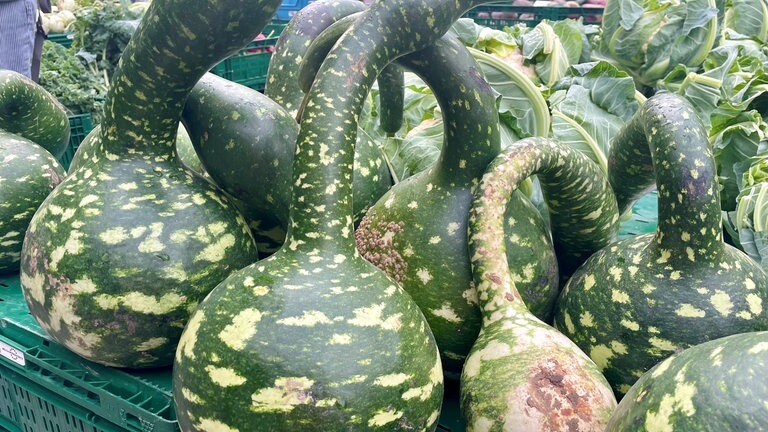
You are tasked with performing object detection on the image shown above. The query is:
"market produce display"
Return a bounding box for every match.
[464,136,618,431]
[18,0,270,368]
[4,0,768,429]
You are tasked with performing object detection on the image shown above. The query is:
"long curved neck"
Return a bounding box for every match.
[470,137,618,321]
[398,37,500,184]
[286,0,486,254]
[100,0,280,156]
[611,93,723,260]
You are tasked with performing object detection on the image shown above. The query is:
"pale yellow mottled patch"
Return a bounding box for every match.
[642,284,656,294]
[99,227,129,245]
[416,268,432,284]
[670,271,681,280]
[373,373,410,387]
[137,337,168,351]
[348,303,402,330]
[195,233,235,263]
[611,289,630,304]
[252,285,269,296]
[747,294,763,316]
[710,290,734,316]
[447,222,460,235]
[749,342,768,354]
[746,278,757,290]
[206,365,247,387]
[79,194,99,207]
[277,311,331,327]
[329,334,351,345]
[70,278,98,294]
[583,274,596,291]
[649,337,677,352]
[611,341,628,355]
[251,377,314,413]
[181,387,203,404]
[590,345,614,370]
[676,304,705,318]
[220,308,262,350]
[315,398,337,407]
[580,311,595,327]
[656,250,671,264]
[118,182,138,191]
[681,232,691,242]
[621,319,640,331]
[197,418,239,432]
[431,303,462,323]
[138,222,165,253]
[463,340,512,378]
[368,409,403,427]
[428,236,441,244]
[177,312,204,362]
[628,266,639,276]
[609,267,623,281]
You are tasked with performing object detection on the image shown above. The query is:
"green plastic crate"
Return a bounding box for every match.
[464,3,604,28]
[210,22,284,91]
[59,113,94,171]
[48,33,74,48]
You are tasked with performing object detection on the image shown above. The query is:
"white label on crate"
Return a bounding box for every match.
[0,340,25,367]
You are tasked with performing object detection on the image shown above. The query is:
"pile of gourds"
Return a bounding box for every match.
[3,0,768,429]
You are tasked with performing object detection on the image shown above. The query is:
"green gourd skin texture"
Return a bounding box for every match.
[355,34,500,377]
[172,0,495,428]
[0,132,66,274]
[265,0,366,118]
[19,0,275,368]
[301,16,559,325]
[554,92,768,397]
[0,70,70,159]
[464,137,618,432]
[607,331,768,431]
[181,73,298,254]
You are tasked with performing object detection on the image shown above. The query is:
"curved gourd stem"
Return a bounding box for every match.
[286,0,489,254]
[471,137,619,317]
[100,0,280,155]
[465,136,617,429]
[265,0,366,117]
[297,13,405,136]
[0,71,70,158]
[608,92,722,261]
[376,64,405,136]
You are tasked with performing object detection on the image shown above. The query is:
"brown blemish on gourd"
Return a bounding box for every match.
[355,217,408,282]
[517,357,600,431]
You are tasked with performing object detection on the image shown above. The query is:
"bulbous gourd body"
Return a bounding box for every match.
[607,331,768,431]
[0,132,65,274]
[19,0,275,367]
[21,156,256,367]
[555,92,768,396]
[174,250,443,431]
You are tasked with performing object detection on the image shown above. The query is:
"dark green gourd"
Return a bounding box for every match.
[607,331,768,431]
[354,35,498,376]
[18,0,273,368]
[0,132,65,274]
[554,92,768,396]
[265,0,366,118]
[172,1,490,429]
[300,16,559,329]
[0,70,70,159]
[181,73,298,254]
[464,137,618,431]
[354,29,565,376]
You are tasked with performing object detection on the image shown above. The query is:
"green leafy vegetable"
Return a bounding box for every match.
[39,40,106,120]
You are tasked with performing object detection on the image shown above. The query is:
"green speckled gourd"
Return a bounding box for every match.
[172,0,494,429]
[264,0,366,118]
[607,331,768,431]
[354,30,561,376]
[0,132,65,274]
[554,92,768,397]
[181,73,298,254]
[463,137,618,431]
[18,0,273,368]
[0,70,70,159]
